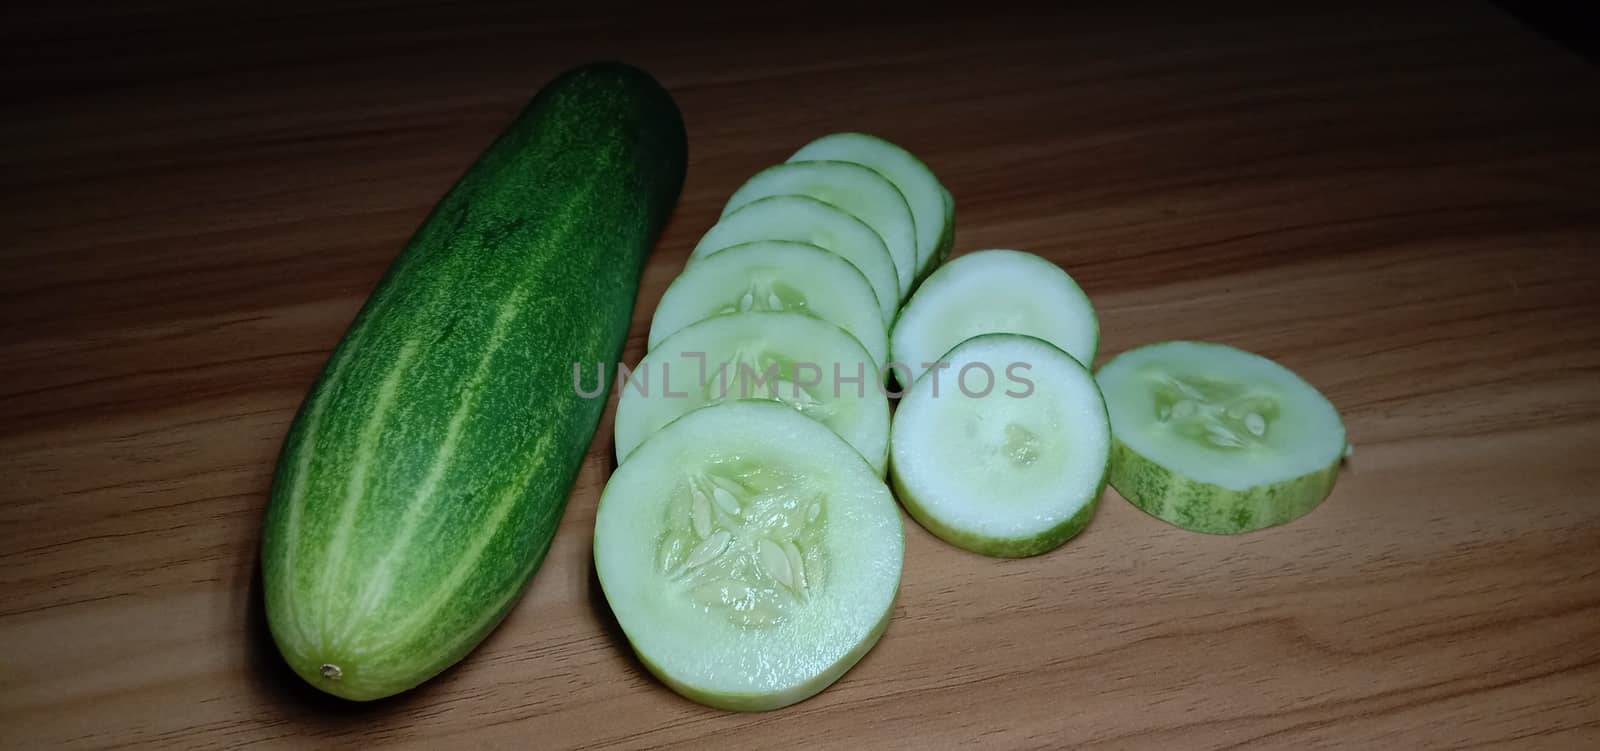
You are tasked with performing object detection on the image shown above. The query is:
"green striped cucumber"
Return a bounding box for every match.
[259,63,686,701]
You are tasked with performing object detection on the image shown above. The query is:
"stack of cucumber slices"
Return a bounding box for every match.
[596,132,1349,712]
[887,253,1348,551]
[599,132,950,711]
[888,250,1114,557]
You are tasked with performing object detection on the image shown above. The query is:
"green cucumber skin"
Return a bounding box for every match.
[931,185,955,267]
[260,63,686,701]
[902,183,955,297]
[889,447,1107,558]
[1108,440,1340,534]
[939,191,954,256]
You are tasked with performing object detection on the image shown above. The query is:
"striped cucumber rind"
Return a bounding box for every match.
[934,184,955,266]
[1108,440,1340,534]
[260,62,686,701]
[1096,340,1347,534]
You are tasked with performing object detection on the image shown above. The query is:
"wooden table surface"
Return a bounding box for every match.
[5,3,1600,748]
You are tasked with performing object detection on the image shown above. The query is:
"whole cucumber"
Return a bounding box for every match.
[260,62,686,700]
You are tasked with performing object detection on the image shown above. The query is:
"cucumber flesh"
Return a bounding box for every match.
[890,334,1109,557]
[892,249,1097,384]
[650,240,887,367]
[595,400,903,711]
[615,311,891,475]
[693,195,900,323]
[721,161,918,298]
[1095,341,1347,534]
[789,133,949,279]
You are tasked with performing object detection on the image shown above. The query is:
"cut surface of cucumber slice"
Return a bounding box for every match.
[595,400,903,711]
[890,334,1109,557]
[693,195,900,323]
[892,249,1097,384]
[1095,340,1347,534]
[788,133,950,278]
[615,311,891,475]
[649,240,888,367]
[721,161,918,297]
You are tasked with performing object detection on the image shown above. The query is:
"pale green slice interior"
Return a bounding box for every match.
[720,161,917,297]
[891,249,1097,384]
[788,132,949,278]
[650,240,887,367]
[1097,341,1345,491]
[890,334,1109,557]
[1095,340,1347,533]
[693,195,900,323]
[615,311,891,475]
[595,400,903,711]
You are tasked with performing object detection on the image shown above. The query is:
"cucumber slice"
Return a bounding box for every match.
[615,311,891,475]
[890,334,1110,557]
[721,161,918,298]
[1095,341,1347,534]
[788,133,950,278]
[693,195,900,323]
[649,240,888,367]
[595,400,903,711]
[937,184,955,265]
[892,249,1097,384]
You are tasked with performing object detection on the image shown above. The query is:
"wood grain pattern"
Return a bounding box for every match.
[3,2,1599,748]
